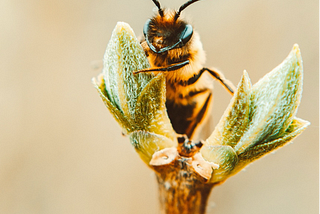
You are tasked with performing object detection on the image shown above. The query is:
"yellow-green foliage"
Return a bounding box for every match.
[93,22,176,165]
[94,22,309,183]
[201,45,309,183]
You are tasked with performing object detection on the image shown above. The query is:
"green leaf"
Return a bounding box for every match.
[130,131,176,165]
[235,44,303,154]
[205,70,251,147]
[201,145,238,183]
[102,22,154,119]
[202,45,309,184]
[94,22,176,163]
[97,21,176,138]
[134,73,176,141]
[93,75,134,133]
[235,117,310,172]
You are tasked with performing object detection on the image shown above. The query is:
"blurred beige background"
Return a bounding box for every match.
[0,0,318,213]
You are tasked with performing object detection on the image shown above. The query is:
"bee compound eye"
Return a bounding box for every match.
[143,19,159,53]
[180,24,193,45]
[143,19,152,37]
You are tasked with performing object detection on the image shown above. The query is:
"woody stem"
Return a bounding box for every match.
[154,159,215,214]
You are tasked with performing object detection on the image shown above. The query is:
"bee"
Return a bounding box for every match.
[134,0,235,140]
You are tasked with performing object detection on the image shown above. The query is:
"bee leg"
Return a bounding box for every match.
[176,134,189,143]
[133,60,189,74]
[181,67,235,95]
[202,67,235,95]
[184,92,212,139]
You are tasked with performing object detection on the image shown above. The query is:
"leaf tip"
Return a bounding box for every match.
[114,21,135,36]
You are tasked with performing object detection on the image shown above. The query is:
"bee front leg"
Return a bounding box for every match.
[133,60,189,74]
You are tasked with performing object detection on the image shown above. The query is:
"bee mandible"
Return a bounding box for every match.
[134,0,235,140]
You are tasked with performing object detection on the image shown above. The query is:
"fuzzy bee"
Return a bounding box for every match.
[134,0,235,140]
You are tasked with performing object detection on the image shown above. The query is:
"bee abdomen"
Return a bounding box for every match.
[166,89,212,139]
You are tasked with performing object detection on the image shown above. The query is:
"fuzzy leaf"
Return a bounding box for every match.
[130,131,176,165]
[202,44,309,184]
[97,22,176,137]
[205,70,251,147]
[235,44,303,154]
[200,145,238,183]
[134,73,176,141]
[94,22,176,163]
[94,22,309,183]
[235,117,310,172]
[93,75,134,132]
[102,22,154,119]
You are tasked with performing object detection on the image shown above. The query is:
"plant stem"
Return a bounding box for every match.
[154,158,214,214]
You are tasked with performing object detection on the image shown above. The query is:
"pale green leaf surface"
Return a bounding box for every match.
[93,76,134,133]
[234,117,310,173]
[95,22,176,159]
[202,45,308,184]
[130,131,176,165]
[102,22,154,119]
[135,73,176,141]
[95,22,309,178]
[200,145,238,183]
[205,70,251,147]
[235,44,303,154]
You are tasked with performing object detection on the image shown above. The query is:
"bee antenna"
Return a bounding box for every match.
[174,0,200,21]
[152,0,164,17]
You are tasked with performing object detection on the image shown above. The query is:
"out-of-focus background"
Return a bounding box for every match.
[1,0,318,213]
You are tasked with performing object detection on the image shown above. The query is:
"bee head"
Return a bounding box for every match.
[143,0,200,54]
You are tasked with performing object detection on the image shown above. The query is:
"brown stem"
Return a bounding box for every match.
[149,139,219,214]
[154,158,214,214]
